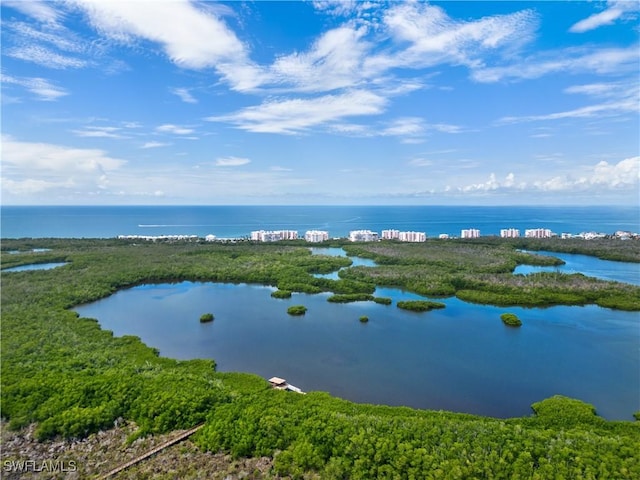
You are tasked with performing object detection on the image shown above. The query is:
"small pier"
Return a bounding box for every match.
[268,376,305,394]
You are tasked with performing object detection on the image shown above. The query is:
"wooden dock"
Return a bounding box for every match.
[268,376,305,394]
[97,423,204,479]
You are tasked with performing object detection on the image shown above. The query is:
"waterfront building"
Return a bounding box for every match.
[349,230,379,242]
[525,228,553,238]
[382,229,400,240]
[578,231,606,240]
[398,231,427,242]
[251,230,299,242]
[304,230,329,243]
[279,230,299,240]
[461,229,480,238]
[205,234,216,242]
[117,234,198,241]
[500,228,520,238]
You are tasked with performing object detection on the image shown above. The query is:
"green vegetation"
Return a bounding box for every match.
[287,305,307,316]
[359,316,369,323]
[474,236,640,263]
[340,240,640,310]
[270,289,292,299]
[1,238,639,478]
[500,312,522,327]
[199,313,214,323]
[397,300,446,312]
[373,296,392,305]
[196,390,640,479]
[327,293,374,303]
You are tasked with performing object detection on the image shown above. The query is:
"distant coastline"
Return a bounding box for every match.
[2,205,638,239]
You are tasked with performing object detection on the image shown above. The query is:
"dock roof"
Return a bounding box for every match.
[268,377,287,385]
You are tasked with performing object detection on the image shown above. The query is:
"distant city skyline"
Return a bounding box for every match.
[1,1,638,206]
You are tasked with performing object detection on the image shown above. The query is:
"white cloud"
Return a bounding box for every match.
[7,22,85,53]
[591,156,640,188]
[570,1,640,33]
[376,3,537,72]
[171,87,198,104]
[3,0,61,24]
[270,26,371,92]
[141,141,171,149]
[6,45,88,69]
[215,157,251,167]
[206,90,387,134]
[461,172,517,192]
[473,46,639,83]
[382,117,425,137]
[499,97,638,124]
[564,83,616,96]
[1,136,125,173]
[0,74,68,101]
[454,157,638,195]
[1,178,74,195]
[71,0,248,69]
[270,166,292,172]
[499,80,639,124]
[72,126,124,138]
[409,158,433,167]
[156,124,195,135]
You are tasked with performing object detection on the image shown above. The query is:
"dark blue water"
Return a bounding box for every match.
[2,205,638,238]
[515,251,640,285]
[74,280,639,420]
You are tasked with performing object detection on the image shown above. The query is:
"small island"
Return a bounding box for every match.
[271,289,292,299]
[397,300,446,312]
[287,305,307,316]
[359,315,369,323]
[199,313,214,323]
[501,313,522,327]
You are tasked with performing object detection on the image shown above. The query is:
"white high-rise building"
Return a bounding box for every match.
[500,228,520,238]
[304,230,329,243]
[382,229,400,240]
[279,230,298,240]
[251,230,299,242]
[525,228,553,238]
[349,230,379,242]
[398,231,427,242]
[461,229,480,238]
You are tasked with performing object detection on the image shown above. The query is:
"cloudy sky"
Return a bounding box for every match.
[1,0,638,205]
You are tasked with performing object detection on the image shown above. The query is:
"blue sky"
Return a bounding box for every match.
[1,0,638,205]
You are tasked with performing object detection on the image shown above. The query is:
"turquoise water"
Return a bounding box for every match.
[74,250,640,420]
[2,205,638,238]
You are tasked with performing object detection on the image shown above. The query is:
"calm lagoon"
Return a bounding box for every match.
[74,250,639,420]
[514,250,640,285]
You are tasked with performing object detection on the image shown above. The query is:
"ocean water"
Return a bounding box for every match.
[1,205,639,238]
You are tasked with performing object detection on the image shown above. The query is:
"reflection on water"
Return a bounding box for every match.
[310,247,377,280]
[515,250,640,285]
[2,262,67,272]
[75,278,639,420]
